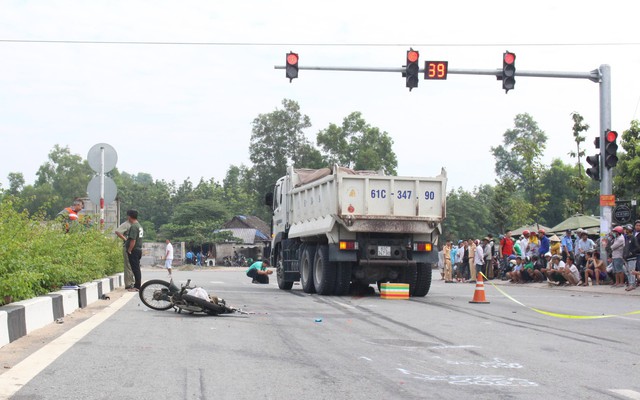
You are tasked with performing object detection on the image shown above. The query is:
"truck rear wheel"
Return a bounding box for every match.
[412,263,432,297]
[398,264,417,295]
[313,245,336,295]
[276,247,293,291]
[300,245,316,294]
[334,262,352,296]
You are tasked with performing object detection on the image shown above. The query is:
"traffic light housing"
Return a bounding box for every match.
[406,50,419,90]
[585,154,600,181]
[502,51,516,93]
[286,52,299,82]
[604,130,618,169]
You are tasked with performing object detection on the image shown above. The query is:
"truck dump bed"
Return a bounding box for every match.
[287,166,447,237]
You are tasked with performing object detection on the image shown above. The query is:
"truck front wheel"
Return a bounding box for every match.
[313,245,336,295]
[300,245,316,294]
[276,247,293,291]
[412,263,432,297]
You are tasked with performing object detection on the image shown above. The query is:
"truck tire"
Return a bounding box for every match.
[300,245,316,294]
[412,263,432,297]
[398,264,417,294]
[334,262,352,296]
[313,245,336,295]
[275,247,293,291]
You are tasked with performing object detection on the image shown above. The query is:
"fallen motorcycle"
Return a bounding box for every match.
[138,279,240,316]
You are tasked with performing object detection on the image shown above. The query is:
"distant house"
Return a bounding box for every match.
[213,216,271,265]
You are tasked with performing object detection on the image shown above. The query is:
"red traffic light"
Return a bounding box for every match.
[286,53,299,65]
[504,52,515,65]
[606,130,618,143]
[407,51,419,63]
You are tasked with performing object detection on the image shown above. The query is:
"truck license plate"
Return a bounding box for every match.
[377,246,391,257]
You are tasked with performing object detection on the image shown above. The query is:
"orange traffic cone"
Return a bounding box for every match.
[469,272,490,304]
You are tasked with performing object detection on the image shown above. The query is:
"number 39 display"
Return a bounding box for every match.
[424,61,448,80]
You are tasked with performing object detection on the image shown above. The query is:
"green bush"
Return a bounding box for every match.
[0,201,122,304]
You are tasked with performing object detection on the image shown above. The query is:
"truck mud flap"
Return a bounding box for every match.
[283,271,300,281]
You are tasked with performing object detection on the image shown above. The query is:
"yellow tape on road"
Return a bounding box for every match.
[479,272,640,320]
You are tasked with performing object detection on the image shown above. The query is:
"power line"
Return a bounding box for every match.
[0,39,639,47]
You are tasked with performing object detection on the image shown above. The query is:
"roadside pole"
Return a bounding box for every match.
[599,65,612,256]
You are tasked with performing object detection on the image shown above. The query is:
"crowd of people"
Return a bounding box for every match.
[439,220,640,293]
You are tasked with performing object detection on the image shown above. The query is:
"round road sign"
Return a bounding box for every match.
[87,143,118,173]
[614,204,632,224]
[87,176,118,205]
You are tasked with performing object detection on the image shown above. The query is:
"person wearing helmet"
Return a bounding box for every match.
[610,226,626,288]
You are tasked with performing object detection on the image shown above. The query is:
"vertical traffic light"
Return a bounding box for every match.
[585,154,600,181]
[406,49,419,90]
[286,52,299,82]
[502,51,516,93]
[604,130,619,169]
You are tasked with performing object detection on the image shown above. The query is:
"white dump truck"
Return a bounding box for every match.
[265,165,447,296]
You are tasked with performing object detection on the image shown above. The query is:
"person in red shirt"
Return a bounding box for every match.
[499,231,515,279]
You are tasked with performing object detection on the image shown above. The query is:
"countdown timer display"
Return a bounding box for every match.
[424,61,448,80]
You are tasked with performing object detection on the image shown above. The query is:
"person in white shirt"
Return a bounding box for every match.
[546,254,567,284]
[561,256,581,285]
[473,241,484,281]
[519,231,530,258]
[165,239,174,277]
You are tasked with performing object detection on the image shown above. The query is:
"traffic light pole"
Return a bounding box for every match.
[599,65,612,257]
[275,63,613,244]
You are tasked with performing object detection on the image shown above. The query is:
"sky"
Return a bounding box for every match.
[1,0,639,193]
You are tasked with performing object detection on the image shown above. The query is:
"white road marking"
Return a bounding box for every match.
[0,292,135,399]
[209,281,226,284]
[358,356,372,361]
[610,389,640,400]
[428,344,480,350]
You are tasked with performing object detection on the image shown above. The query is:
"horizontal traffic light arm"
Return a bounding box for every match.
[274,65,600,81]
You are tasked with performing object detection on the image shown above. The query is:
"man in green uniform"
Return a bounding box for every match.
[114,220,134,289]
[246,260,272,284]
[125,210,144,291]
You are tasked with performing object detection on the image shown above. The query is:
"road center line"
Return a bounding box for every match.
[0,292,135,399]
[610,389,640,400]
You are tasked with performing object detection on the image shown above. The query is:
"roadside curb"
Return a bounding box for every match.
[0,273,125,348]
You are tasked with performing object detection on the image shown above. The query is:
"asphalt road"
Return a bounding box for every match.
[3,268,640,400]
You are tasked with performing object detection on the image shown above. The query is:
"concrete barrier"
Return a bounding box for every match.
[94,278,111,297]
[0,311,9,348]
[19,297,54,335]
[0,273,125,348]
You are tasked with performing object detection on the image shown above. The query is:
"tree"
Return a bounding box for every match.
[316,112,398,174]
[7,172,25,195]
[491,113,548,222]
[158,199,230,246]
[567,112,593,214]
[222,165,255,216]
[249,99,317,215]
[442,186,494,240]
[9,145,95,218]
[613,119,640,199]
[490,177,532,233]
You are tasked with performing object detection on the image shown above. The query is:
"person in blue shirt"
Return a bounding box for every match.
[186,250,194,265]
[246,260,272,284]
[561,230,574,262]
[537,229,550,257]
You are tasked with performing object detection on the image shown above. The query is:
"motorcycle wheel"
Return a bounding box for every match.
[182,294,228,315]
[139,279,174,311]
